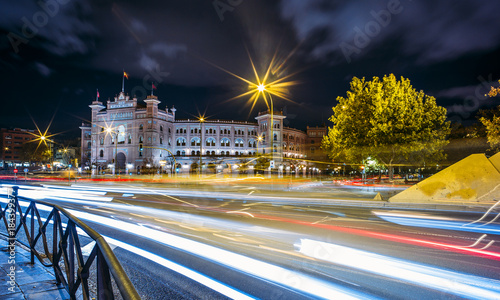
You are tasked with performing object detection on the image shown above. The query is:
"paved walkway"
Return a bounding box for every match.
[0,238,69,300]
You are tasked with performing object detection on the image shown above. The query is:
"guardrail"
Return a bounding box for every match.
[0,186,140,300]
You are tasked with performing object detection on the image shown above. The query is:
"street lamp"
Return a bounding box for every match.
[256,135,263,155]
[105,127,118,176]
[198,116,205,176]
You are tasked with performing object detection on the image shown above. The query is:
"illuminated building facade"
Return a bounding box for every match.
[0,128,38,168]
[81,90,309,174]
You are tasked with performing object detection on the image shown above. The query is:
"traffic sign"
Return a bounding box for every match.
[24,168,29,173]
[13,169,18,173]
[270,160,275,168]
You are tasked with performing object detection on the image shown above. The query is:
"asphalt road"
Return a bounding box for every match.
[1,182,500,299]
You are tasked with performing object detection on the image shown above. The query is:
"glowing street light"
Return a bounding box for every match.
[198,115,205,176]
[104,126,119,176]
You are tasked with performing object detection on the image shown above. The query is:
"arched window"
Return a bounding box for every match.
[139,136,143,143]
[206,137,216,147]
[220,138,230,147]
[176,151,181,156]
[248,139,255,148]
[139,124,143,131]
[191,137,200,146]
[191,150,195,156]
[160,137,163,145]
[221,151,225,156]
[176,137,186,146]
[87,141,91,149]
[128,134,132,144]
[99,149,103,157]
[117,125,126,144]
[100,137,104,145]
[274,133,277,141]
[235,151,239,156]
[235,138,244,148]
[181,150,186,156]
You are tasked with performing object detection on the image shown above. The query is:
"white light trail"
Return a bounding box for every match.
[0,195,369,299]
[299,239,500,299]
[374,211,500,235]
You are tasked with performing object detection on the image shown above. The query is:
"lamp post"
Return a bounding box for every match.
[198,117,205,176]
[106,127,118,176]
[256,135,263,155]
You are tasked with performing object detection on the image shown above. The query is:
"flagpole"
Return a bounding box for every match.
[96,89,99,101]
[122,71,125,92]
[151,82,153,96]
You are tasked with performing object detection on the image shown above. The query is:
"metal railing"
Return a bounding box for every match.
[0,186,140,300]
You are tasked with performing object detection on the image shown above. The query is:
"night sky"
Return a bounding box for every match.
[1,0,500,139]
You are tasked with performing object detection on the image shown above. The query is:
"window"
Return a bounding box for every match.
[235,138,244,147]
[139,136,144,143]
[176,137,186,146]
[100,138,104,145]
[99,149,103,157]
[191,137,200,146]
[160,137,163,144]
[139,124,143,131]
[220,138,230,147]
[128,134,132,144]
[160,125,163,132]
[206,137,216,147]
[87,142,91,149]
[248,139,256,148]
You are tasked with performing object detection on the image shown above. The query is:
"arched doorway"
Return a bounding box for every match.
[117,152,126,171]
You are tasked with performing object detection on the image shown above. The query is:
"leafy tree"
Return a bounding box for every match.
[321,74,450,180]
[479,80,500,150]
[19,142,50,164]
[486,80,500,97]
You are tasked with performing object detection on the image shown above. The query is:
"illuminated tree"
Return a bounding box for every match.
[321,74,450,180]
[486,80,500,97]
[479,80,500,150]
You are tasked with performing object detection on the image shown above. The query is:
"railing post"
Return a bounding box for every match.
[53,210,61,285]
[8,186,18,261]
[30,202,34,264]
[68,222,75,294]
[97,248,114,300]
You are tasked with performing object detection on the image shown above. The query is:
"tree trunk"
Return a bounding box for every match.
[388,164,394,181]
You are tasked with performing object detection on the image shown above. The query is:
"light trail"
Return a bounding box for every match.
[0,195,371,299]
[374,210,500,235]
[1,198,255,300]
[4,184,500,261]
[299,239,500,299]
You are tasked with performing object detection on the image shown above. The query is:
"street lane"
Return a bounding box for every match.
[1,182,500,299]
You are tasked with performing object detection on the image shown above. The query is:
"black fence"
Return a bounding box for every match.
[0,186,140,300]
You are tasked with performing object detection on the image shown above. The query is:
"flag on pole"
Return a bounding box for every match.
[152,83,157,90]
[123,71,129,79]
[96,89,100,99]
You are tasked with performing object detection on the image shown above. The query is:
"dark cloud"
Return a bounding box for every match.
[280,0,500,65]
[0,0,500,137]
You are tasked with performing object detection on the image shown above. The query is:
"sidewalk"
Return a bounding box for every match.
[0,237,69,300]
